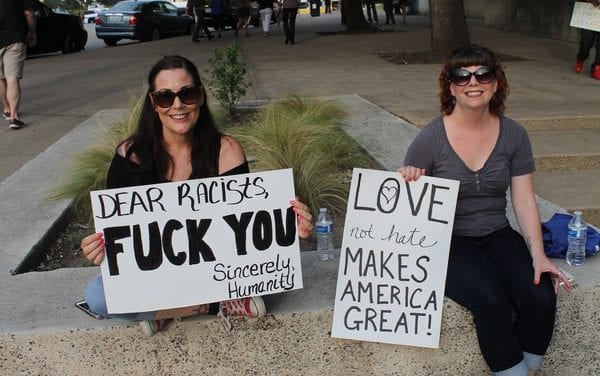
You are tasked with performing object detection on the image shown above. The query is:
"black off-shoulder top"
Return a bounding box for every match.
[105,153,250,189]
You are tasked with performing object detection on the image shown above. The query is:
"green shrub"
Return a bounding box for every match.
[229,95,375,217]
[206,43,250,118]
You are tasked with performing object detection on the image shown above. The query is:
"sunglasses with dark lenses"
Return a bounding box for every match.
[449,66,496,86]
[150,86,204,108]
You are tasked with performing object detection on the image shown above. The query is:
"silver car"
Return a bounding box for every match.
[95,0,193,46]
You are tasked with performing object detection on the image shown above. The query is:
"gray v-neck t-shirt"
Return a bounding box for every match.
[403,116,535,237]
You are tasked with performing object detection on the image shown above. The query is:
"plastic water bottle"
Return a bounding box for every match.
[566,210,587,266]
[316,207,334,261]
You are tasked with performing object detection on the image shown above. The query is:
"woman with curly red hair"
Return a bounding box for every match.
[398,45,572,376]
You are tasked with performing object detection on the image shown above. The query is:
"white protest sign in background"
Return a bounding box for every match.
[331,168,459,348]
[90,168,302,314]
[570,1,600,32]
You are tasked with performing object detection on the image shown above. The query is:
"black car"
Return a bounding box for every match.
[28,0,88,55]
[95,0,194,46]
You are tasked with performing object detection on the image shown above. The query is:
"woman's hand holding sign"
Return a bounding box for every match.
[291,197,313,239]
[81,232,105,266]
[397,166,427,182]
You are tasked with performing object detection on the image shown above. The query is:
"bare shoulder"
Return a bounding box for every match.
[116,140,140,164]
[219,135,246,173]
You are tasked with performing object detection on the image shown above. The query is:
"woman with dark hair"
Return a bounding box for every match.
[398,45,571,376]
[80,55,314,336]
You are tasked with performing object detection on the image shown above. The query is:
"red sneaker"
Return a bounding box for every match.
[592,65,600,80]
[218,297,266,331]
[575,59,584,73]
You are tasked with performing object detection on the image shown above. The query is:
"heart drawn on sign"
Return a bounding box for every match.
[380,183,399,205]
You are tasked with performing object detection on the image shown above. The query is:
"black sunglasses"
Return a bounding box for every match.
[449,66,496,86]
[150,86,204,108]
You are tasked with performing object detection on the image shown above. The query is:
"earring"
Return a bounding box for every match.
[451,96,456,105]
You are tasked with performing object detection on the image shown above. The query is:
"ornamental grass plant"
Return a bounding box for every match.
[50,96,143,220]
[230,95,376,217]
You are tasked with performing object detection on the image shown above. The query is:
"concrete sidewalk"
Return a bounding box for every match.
[1,13,599,375]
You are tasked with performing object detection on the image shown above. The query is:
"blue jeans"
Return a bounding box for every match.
[84,275,156,321]
[365,0,378,23]
[445,227,556,373]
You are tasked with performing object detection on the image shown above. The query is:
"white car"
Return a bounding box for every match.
[83,9,103,23]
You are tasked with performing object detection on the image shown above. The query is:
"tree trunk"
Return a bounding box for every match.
[429,0,470,59]
[341,0,373,32]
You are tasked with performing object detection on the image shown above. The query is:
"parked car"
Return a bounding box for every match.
[95,0,194,46]
[28,0,87,55]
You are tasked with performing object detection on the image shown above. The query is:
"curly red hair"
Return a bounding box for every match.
[439,44,509,116]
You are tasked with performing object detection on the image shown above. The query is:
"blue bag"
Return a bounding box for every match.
[541,213,600,258]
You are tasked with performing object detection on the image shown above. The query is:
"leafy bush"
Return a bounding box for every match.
[229,95,376,217]
[206,43,250,118]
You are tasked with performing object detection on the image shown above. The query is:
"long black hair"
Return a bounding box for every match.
[127,55,222,183]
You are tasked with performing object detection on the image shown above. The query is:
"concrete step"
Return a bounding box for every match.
[519,116,600,131]
[534,169,600,227]
[529,129,600,172]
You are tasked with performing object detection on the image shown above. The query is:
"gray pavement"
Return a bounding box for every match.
[1,13,599,374]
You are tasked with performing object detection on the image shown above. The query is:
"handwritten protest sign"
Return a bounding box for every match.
[90,168,301,314]
[570,1,600,32]
[331,169,459,348]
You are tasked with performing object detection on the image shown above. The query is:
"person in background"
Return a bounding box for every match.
[365,0,378,24]
[383,0,394,25]
[0,0,36,130]
[282,0,299,44]
[80,55,314,336]
[187,0,214,42]
[233,0,252,37]
[398,44,572,376]
[574,0,600,79]
[209,0,230,38]
[257,0,274,36]
[324,0,332,13]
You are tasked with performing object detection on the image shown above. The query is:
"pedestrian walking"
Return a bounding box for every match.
[365,0,378,24]
[383,0,394,25]
[209,0,230,38]
[187,0,214,42]
[282,0,299,44]
[0,0,37,130]
[257,0,274,36]
[232,0,252,37]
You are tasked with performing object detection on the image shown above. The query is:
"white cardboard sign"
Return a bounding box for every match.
[331,168,459,348]
[570,2,600,32]
[90,168,302,313]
